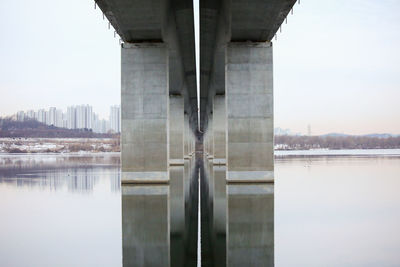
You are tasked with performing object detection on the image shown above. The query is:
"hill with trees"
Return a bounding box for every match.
[0,118,117,138]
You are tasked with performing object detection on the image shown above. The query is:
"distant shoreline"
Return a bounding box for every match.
[0,137,119,154]
[1,136,400,155]
[1,138,400,157]
[275,149,400,157]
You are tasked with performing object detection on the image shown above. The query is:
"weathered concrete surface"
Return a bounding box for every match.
[122,185,170,266]
[212,95,226,164]
[184,113,190,159]
[169,95,184,165]
[226,42,274,182]
[207,112,214,159]
[121,43,169,183]
[227,184,274,267]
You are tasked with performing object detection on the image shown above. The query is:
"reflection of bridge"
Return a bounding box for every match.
[95,0,297,183]
[94,0,295,265]
[122,159,274,266]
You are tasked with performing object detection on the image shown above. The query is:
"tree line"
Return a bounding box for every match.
[275,135,400,150]
[0,118,117,139]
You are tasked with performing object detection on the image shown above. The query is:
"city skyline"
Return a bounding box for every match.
[9,104,121,134]
[0,0,399,135]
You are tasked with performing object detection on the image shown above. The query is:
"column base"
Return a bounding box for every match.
[226,171,274,183]
[122,171,169,184]
[169,159,185,166]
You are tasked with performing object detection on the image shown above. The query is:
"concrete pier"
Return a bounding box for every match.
[207,112,214,160]
[184,113,190,159]
[226,42,274,183]
[93,0,299,264]
[169,95,184,166]
[212,95,226,165]
[97,0,296,185]
[121,43,169,183]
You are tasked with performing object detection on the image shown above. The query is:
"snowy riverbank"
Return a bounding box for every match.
[0,138,120,153]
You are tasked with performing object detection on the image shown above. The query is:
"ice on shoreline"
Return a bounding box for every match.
[275,149,400,156]
[0,137,119,154]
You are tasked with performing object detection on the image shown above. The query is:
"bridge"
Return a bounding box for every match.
[95,0,296,182]
[94,0,296,265]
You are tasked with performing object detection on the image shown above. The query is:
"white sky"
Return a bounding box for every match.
[274,0,400,135]
[0,0,120,120]
[0,0,399,134]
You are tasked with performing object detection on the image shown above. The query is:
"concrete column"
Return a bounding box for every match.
[192,131,196,154]
[189,131,193,156]
[184,113,190,159]
[226,42,274,182]
[204,120,209,156]
[169,95,184,165]
[213,95,226,164]
[121,43,169,183]
[192,134,196,155]
[205,123,210,155]
[207,113,214,159]
[203,131,208,155]
[189,116,195,156]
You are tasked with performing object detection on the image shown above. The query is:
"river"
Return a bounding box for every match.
[0,151,399,266]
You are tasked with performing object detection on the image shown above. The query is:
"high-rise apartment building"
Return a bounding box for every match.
[16,111,25,121]
[49,107,57,126]
[75,105,93,130]
[37,109,46,124]
[93,113,110,134]
[67,106,76,129]
[56,110,64,128]
[12,105,118,134]
[76,105,85,129]
[26,110,35,119]
[86,105,93,130]
[109,105,121,133]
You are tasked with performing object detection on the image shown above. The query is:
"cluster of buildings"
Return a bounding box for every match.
[15,105,120,133]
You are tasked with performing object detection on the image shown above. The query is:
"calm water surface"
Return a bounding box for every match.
[0,153,399,266]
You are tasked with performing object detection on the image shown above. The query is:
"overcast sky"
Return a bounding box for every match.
[0,0,399,135]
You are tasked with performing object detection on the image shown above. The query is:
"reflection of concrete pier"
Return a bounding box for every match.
[121,155,198,267]
[121,148,274,266]
[227,184,274,266]
[201,159,274,266]
[169,166,185,265]
[121,185,170,266]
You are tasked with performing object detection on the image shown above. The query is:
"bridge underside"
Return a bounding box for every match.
[96,0,296,183]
